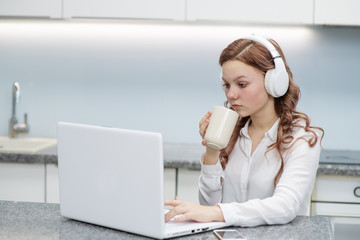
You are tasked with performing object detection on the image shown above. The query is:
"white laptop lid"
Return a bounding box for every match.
[57,122,166,239]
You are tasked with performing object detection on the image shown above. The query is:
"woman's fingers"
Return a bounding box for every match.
[164,199,180,207]
[165,206,183,222]
[199,119,210,136]
[172,213,189,222]
[164,199,181,222]
[165,200,225,223]
[199,111,212,139]
[199,111,211,128]
[164,198,193,222]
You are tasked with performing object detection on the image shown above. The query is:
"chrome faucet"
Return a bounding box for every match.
[9,82,29,138]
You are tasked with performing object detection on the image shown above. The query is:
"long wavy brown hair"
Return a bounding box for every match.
[219,38,324,186]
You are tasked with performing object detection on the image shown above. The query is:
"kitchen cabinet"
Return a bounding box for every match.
[186,0,313,24]
[63,0,186,21]
[311,174,360,240]
[314,0,360,26]
[0,162,45,202]
[0,0,61,19]
[177,168,200,204]
[164,168,176,200]
[46,163,60,203]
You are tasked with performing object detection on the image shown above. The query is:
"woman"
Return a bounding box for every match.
[165,36,324,227]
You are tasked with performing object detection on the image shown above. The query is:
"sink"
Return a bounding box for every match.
[0,136,57,154]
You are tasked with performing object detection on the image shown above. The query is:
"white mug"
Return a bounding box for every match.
[204,106,239,150]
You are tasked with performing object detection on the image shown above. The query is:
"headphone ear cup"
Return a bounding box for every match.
[274,69,289,97]
[264,68,289,98]
[264,69,276,97]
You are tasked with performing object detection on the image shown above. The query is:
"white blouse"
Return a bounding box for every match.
[198,119,321,227]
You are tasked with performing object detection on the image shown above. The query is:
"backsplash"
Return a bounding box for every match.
[0,20,359,150]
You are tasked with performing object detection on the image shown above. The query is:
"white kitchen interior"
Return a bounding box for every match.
[0,1,359,240]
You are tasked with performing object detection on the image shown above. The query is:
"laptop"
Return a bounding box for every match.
[57,122,226,239]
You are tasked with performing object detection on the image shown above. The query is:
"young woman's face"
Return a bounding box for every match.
[222,60,273,117]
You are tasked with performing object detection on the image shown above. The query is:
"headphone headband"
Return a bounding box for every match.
[242,36,281,59]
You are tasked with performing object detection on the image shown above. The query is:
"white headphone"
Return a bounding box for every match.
[222,36,290,98]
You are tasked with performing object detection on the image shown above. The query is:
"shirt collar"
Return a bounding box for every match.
[266,118,280,142]
[240,118,280,142]
[239,119,250,138]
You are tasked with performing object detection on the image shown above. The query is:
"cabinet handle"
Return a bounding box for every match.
[354,187,360,198]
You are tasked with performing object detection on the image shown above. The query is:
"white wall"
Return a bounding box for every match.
[0,20,359,150]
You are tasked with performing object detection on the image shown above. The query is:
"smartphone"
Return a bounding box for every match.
[213,229,246,240]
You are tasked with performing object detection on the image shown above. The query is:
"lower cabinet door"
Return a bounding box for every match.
[164,168,176,201]
[0,162,45,202]
[46,163,60,203]
[177,168,200,204]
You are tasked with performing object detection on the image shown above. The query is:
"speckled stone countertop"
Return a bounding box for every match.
[0,200,333,240]
[0,144,359,176]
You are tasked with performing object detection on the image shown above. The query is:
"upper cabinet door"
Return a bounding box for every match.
[186,0,313,24]
[0,0,61,18]
[63,0,186,21]
[314,0,360,26]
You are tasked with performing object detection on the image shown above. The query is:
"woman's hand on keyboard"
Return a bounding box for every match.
[164,197,225,223]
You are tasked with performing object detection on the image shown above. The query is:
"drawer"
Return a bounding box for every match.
[311,202,360,217]
[312,175,360,203]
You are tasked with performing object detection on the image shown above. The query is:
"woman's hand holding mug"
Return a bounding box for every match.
[199,106,239,165]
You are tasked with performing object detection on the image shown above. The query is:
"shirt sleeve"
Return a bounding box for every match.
[198,153,225,206]
[218,136,321,227]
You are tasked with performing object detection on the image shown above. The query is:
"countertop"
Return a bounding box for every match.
[0,144,359,176]
[0,200,333,240]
